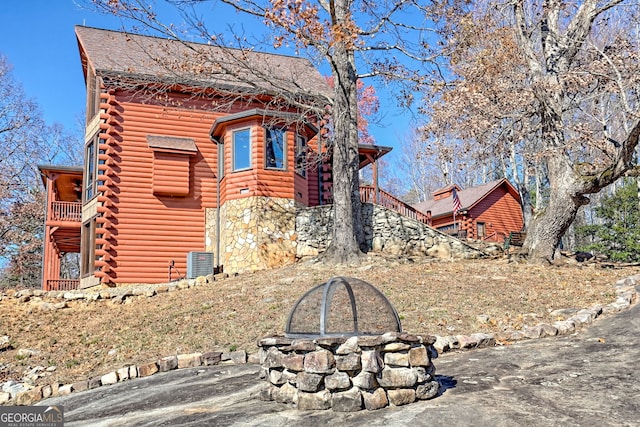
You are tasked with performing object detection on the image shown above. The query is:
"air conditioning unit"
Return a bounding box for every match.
[187,251,214,279]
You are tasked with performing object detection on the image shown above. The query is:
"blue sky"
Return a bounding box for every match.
[1,1,415,163]
[1,1,122,133]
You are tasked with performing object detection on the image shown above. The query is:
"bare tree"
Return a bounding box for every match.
[424,0,640,262]
[0,55,83,288]
[90,0,435,263]
[0,56,44,200]
[397,129,450,202]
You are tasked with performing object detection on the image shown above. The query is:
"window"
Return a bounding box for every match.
[81,218,97,277]
[477,222,486,239]
[84,137,99,201]
[232,129,251,171]
[85,67,101,122]
[295,134,307,177]
[437,224,458,235]
[218,140,225,180]
[265,127,286,170]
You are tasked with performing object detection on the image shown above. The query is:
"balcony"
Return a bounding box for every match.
[50,201,82,222]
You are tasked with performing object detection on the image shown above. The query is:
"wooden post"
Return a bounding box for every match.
[42,173,56,290]
[373,156,379,205]
[364,153,379,204]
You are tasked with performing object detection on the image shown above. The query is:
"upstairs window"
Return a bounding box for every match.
[265,127,286,170]
[295,134,307,177]
[84,136,99,201]
[232,128,251,171]
[85,66,101,122]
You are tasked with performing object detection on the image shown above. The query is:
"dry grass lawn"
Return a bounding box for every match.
[1,254,639,389]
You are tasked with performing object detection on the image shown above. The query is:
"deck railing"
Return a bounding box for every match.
[51,201,81,222]
[45,279,79,291]
[359,186,431,225]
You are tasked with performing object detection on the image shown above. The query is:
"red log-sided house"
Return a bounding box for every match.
[413,179,524,242]
[40,26,398,291]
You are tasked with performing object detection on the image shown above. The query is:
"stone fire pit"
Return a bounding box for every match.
[257,277,440,411]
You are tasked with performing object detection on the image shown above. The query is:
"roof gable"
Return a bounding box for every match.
[414,179,521,217]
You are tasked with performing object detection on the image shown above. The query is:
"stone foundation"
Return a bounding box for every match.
[205,197,299,274]
[257,332,440,411]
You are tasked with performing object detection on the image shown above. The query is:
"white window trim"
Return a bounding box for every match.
[232,127,252,172]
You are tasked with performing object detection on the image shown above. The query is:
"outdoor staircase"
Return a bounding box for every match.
[359,185,431,225]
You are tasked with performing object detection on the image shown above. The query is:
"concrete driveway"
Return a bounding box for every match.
[42,287,640,426]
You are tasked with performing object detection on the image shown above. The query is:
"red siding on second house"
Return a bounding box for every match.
[468,186,523,241]
[429,182,523,242]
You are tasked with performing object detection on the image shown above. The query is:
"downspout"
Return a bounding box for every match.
[211,134,222,270]
[216,172,221,271]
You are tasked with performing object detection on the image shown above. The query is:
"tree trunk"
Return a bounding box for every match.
[322,19,365,263]
[523,154,586,262]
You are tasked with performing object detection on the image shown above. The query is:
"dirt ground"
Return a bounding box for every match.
[1,254,639,389]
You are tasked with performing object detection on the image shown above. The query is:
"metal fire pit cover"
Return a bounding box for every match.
[285,276,402,338]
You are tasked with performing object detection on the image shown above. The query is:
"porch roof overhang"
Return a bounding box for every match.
[38,165,84,202]
[358,144,393,169]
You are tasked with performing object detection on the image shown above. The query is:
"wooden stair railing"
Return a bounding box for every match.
[359,186,431,225]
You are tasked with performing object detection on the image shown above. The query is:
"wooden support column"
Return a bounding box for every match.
[42,173,55,290]
[364,153,378,204]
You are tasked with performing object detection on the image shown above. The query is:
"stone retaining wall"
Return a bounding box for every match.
[257,332,440,411]
[296,203,484,259]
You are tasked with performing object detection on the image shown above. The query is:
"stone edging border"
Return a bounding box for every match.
[431,274,639,353]
[1,274,638,406]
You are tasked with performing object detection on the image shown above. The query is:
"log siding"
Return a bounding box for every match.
[95,92,221,284]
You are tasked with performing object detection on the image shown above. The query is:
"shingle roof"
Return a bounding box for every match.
[414,179,519,217]
[75,26,332,100]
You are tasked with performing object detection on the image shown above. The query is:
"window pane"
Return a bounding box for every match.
[295,134,307,177]
[81,219,97,277]
[265,128,285,169]
[85,141,95,200]
[233,129,251,171]
[218,141,225,179]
